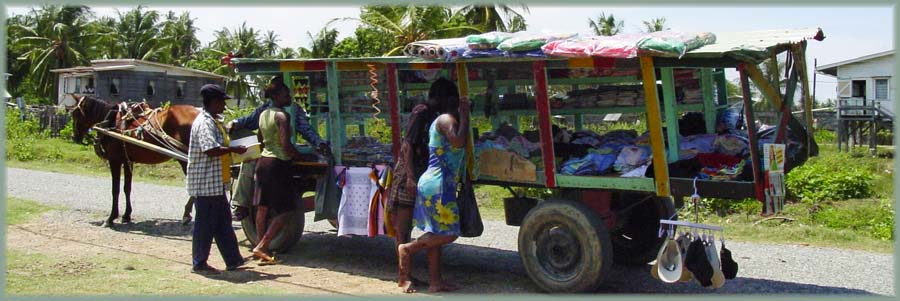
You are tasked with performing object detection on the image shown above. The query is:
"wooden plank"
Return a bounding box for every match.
[456,62,475,180]
[555,175,656,191]
[532,60,557,188]
[386,63,401,160]
[639,57,671,197]
[660,68,680,163]
[91,126,187,162]
[280,61,327,72]
[326,61,343,165]
[336,61,385,71]
[701,68,717,133]
[738,64,765,204]
[743,63,784,108]
[775,57,799,144]
[714,68,728,106]
[793,42,815,155]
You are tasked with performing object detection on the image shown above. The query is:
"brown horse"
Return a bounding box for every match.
[70,94,199,228]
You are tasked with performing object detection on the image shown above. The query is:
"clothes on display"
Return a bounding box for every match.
[336,167,379,237]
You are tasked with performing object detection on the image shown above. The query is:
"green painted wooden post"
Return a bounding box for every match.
[660,68,680,163]
[701,68,717,133]
[326,62,343,165]
[714,68,728,106]
[574,114,584,131]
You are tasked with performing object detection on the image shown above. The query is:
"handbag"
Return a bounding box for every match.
[457,170,484,237]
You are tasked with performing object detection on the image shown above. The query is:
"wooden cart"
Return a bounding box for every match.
[231,27,824,293]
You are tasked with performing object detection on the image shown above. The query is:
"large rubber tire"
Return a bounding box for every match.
[241,206,305,254]
[609,193,676,265]
[518,199,613,293]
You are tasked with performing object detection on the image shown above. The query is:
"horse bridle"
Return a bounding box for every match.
[72,95,87,116]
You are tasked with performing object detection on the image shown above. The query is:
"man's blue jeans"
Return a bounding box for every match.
[192,195,243,268]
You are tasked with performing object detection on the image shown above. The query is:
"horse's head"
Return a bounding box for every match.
[69,94,106,144]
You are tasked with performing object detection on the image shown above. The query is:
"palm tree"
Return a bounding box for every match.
[9,5,96,100]
[588,12,624,36]
[161,11,200,65]
[350,5,481,56]
[298,26,339,58]
[459,4,529,32]
[261,30,281,58]
[205,22,267,105]
[276,48,298,59]
[113,6,166,61]
[642,17,668,33]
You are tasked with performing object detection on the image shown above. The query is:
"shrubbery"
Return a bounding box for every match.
[812,199,894,240]
[785,153,874,203]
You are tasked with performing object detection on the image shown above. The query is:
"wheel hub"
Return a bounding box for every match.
[535,225,582,280]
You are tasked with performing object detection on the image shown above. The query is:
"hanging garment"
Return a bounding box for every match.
[367,167,388,237]
[337,167,379,237]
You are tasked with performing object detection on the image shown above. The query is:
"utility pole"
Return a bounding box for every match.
[812,58,817,109]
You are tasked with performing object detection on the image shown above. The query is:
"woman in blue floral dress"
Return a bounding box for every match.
[398,78,470,293]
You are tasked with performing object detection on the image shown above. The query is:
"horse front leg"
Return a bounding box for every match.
[104,160,122,228]
[122,161,133,224]
[178,160,193,225]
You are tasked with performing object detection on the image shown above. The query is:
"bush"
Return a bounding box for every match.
[812,199,894,241]
[681,197,762,217]
[786,156,873,203]
[814,129,836,144]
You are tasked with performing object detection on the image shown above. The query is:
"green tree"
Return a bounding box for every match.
[298,26,339,58]
[8,5,96,101]
[459,4,529,32]
[330,26,394,58]
[113,6,166,61]
[351,5,480,56]
[642,17,668,33]
[160,11,200,65]
[261,30,281,58]
[588,12,624,36]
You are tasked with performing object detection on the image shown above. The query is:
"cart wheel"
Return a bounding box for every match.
[518,198,612,293]
[241,206,305,253]
[609,193,675,265]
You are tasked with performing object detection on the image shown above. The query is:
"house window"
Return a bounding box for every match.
[147,80,156,96]
[86,77,95,94]
[176,81,186,98]
[75,77,82,93]
[110,78,121,95]
[875,79,889,100]
[851,80,866,98]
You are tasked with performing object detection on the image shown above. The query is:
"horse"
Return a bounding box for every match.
[69,94,200,228]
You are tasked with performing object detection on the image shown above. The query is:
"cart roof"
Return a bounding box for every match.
[232,27,824,73]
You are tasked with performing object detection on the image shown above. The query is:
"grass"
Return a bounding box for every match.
[6,136,187,187]
[6,197,64,225]
[5,250,283,295]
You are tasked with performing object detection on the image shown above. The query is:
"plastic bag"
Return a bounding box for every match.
[541,37,596,57]
[637,31,717,58]
[588,33,645,58]
[466,31,514,49]
[498,32,576,52]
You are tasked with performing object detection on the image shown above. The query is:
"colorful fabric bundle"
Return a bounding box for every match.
[403,38,468,61]
[466,31,514,49]
[637,31,717,58]
[497,32,577,52]
[587,33,645,58]
[541,37,597,57]
[461,48,506,58]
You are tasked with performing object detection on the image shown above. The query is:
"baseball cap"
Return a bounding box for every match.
[200,84,232,100]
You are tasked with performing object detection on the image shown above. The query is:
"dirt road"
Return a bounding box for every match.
[5,167,894,295]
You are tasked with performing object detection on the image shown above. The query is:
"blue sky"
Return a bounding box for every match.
[7,5,895,101]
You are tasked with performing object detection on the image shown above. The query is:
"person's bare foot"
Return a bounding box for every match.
[252,247,274,262]
[397,244,416,293]
[427,281,460,293]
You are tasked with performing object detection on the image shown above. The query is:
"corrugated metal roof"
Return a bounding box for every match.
[684,27,825,62]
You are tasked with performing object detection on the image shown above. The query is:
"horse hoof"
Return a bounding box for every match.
[121,218,132,224]
[102,221,115,228]
[182,216,192,225]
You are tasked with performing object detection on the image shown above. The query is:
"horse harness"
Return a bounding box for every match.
[94,101,189,162]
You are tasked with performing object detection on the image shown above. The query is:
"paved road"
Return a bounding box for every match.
[5,167,895,295]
